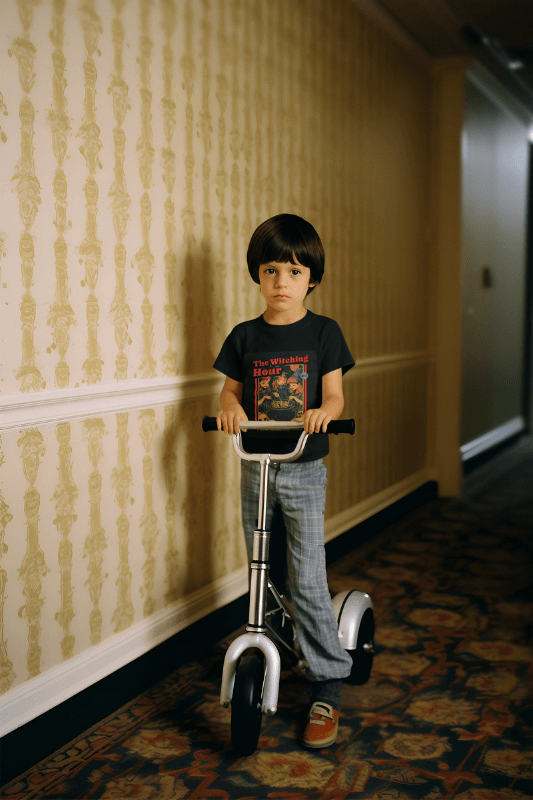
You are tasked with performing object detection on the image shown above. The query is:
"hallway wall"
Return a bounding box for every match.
[0,0,435,731]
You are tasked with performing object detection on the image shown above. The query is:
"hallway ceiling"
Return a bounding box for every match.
[376,0,533,116]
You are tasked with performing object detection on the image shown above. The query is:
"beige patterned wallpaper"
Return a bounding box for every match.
[0,0,433,702]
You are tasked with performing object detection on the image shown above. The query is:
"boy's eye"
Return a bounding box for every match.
[263,266,301,276]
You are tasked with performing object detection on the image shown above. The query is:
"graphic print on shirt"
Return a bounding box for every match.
[250,351,314,421]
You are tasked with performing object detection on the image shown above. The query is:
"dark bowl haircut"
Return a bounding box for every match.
[247,214,324,294]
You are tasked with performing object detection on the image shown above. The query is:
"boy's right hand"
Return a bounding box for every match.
[216,407,248,435]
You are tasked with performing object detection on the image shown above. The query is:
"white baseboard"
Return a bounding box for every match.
[0,468,435,737]
[460,416,526,461]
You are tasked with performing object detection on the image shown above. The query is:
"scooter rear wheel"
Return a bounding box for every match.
[231,650,265,756]
[347,608,374,685]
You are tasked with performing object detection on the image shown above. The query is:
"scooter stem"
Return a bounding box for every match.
[257,457,270,531]
[248,458,271,633]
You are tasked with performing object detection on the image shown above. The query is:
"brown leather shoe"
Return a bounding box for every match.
[302,701,339,748]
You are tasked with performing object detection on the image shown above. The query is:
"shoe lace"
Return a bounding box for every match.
[309,702,335,726]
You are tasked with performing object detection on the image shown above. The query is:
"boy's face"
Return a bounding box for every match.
[258,256,316,317]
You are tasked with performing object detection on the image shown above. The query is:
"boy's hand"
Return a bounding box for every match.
[217,407,248,435]
[303,408,332,434]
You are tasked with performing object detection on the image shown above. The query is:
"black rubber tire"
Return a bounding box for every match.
[347,608,374,685]
[231,650,265,756]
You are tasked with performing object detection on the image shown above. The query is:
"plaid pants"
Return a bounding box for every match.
[240,458,352,682]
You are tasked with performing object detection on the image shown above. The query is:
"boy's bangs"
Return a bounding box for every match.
[266,238,309,267]
[273,245,299,265]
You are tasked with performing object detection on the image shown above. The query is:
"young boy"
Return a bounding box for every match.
[214,214,354,748]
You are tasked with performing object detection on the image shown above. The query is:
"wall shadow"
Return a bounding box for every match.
[161,243,219,608]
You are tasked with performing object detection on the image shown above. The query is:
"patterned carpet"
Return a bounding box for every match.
[2,443,532,800]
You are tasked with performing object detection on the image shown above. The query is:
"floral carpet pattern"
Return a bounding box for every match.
[2,449,532,800]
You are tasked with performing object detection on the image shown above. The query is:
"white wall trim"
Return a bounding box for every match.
[0,468,437,737]
[0,565,248,738]
[352,351,434,376]
[0,373,224,434]
[460,416,526,461]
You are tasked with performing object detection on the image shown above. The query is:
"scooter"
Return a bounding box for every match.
[201,417,374,756]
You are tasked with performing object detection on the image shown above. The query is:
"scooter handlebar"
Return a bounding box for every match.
[201,416,355,435]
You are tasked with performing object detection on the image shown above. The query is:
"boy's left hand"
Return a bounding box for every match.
[303,409,332,434]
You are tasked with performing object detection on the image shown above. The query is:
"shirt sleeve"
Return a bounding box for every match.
[213,326,246,383]
[320,319,355,376]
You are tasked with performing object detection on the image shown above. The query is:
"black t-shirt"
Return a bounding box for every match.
[213,310,354,461]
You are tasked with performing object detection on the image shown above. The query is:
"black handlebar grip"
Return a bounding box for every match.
[202,415,219,432]
[201,415,355,434]
[326,419,355,435]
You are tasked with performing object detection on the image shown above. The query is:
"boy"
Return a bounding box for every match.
[214,214,354,748]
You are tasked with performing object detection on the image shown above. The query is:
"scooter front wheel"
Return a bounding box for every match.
[231,650,265,756]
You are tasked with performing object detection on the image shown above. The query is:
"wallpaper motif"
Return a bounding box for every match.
[229,2,241,315]
[135,0,157,379]
[48,0,75,389]
[199,0,213,343]
[11,0,45,393]
[139,409,158,617]
[112,413,134,632]
[181,0,196,376]
[18,429,48,678]
[109,0,132,382]
[163,404,179,606]
[83,418,107,646]
[79,0,104,385]
[161,0,179,376]
[215,0,229,318]
[53,423,78,661]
